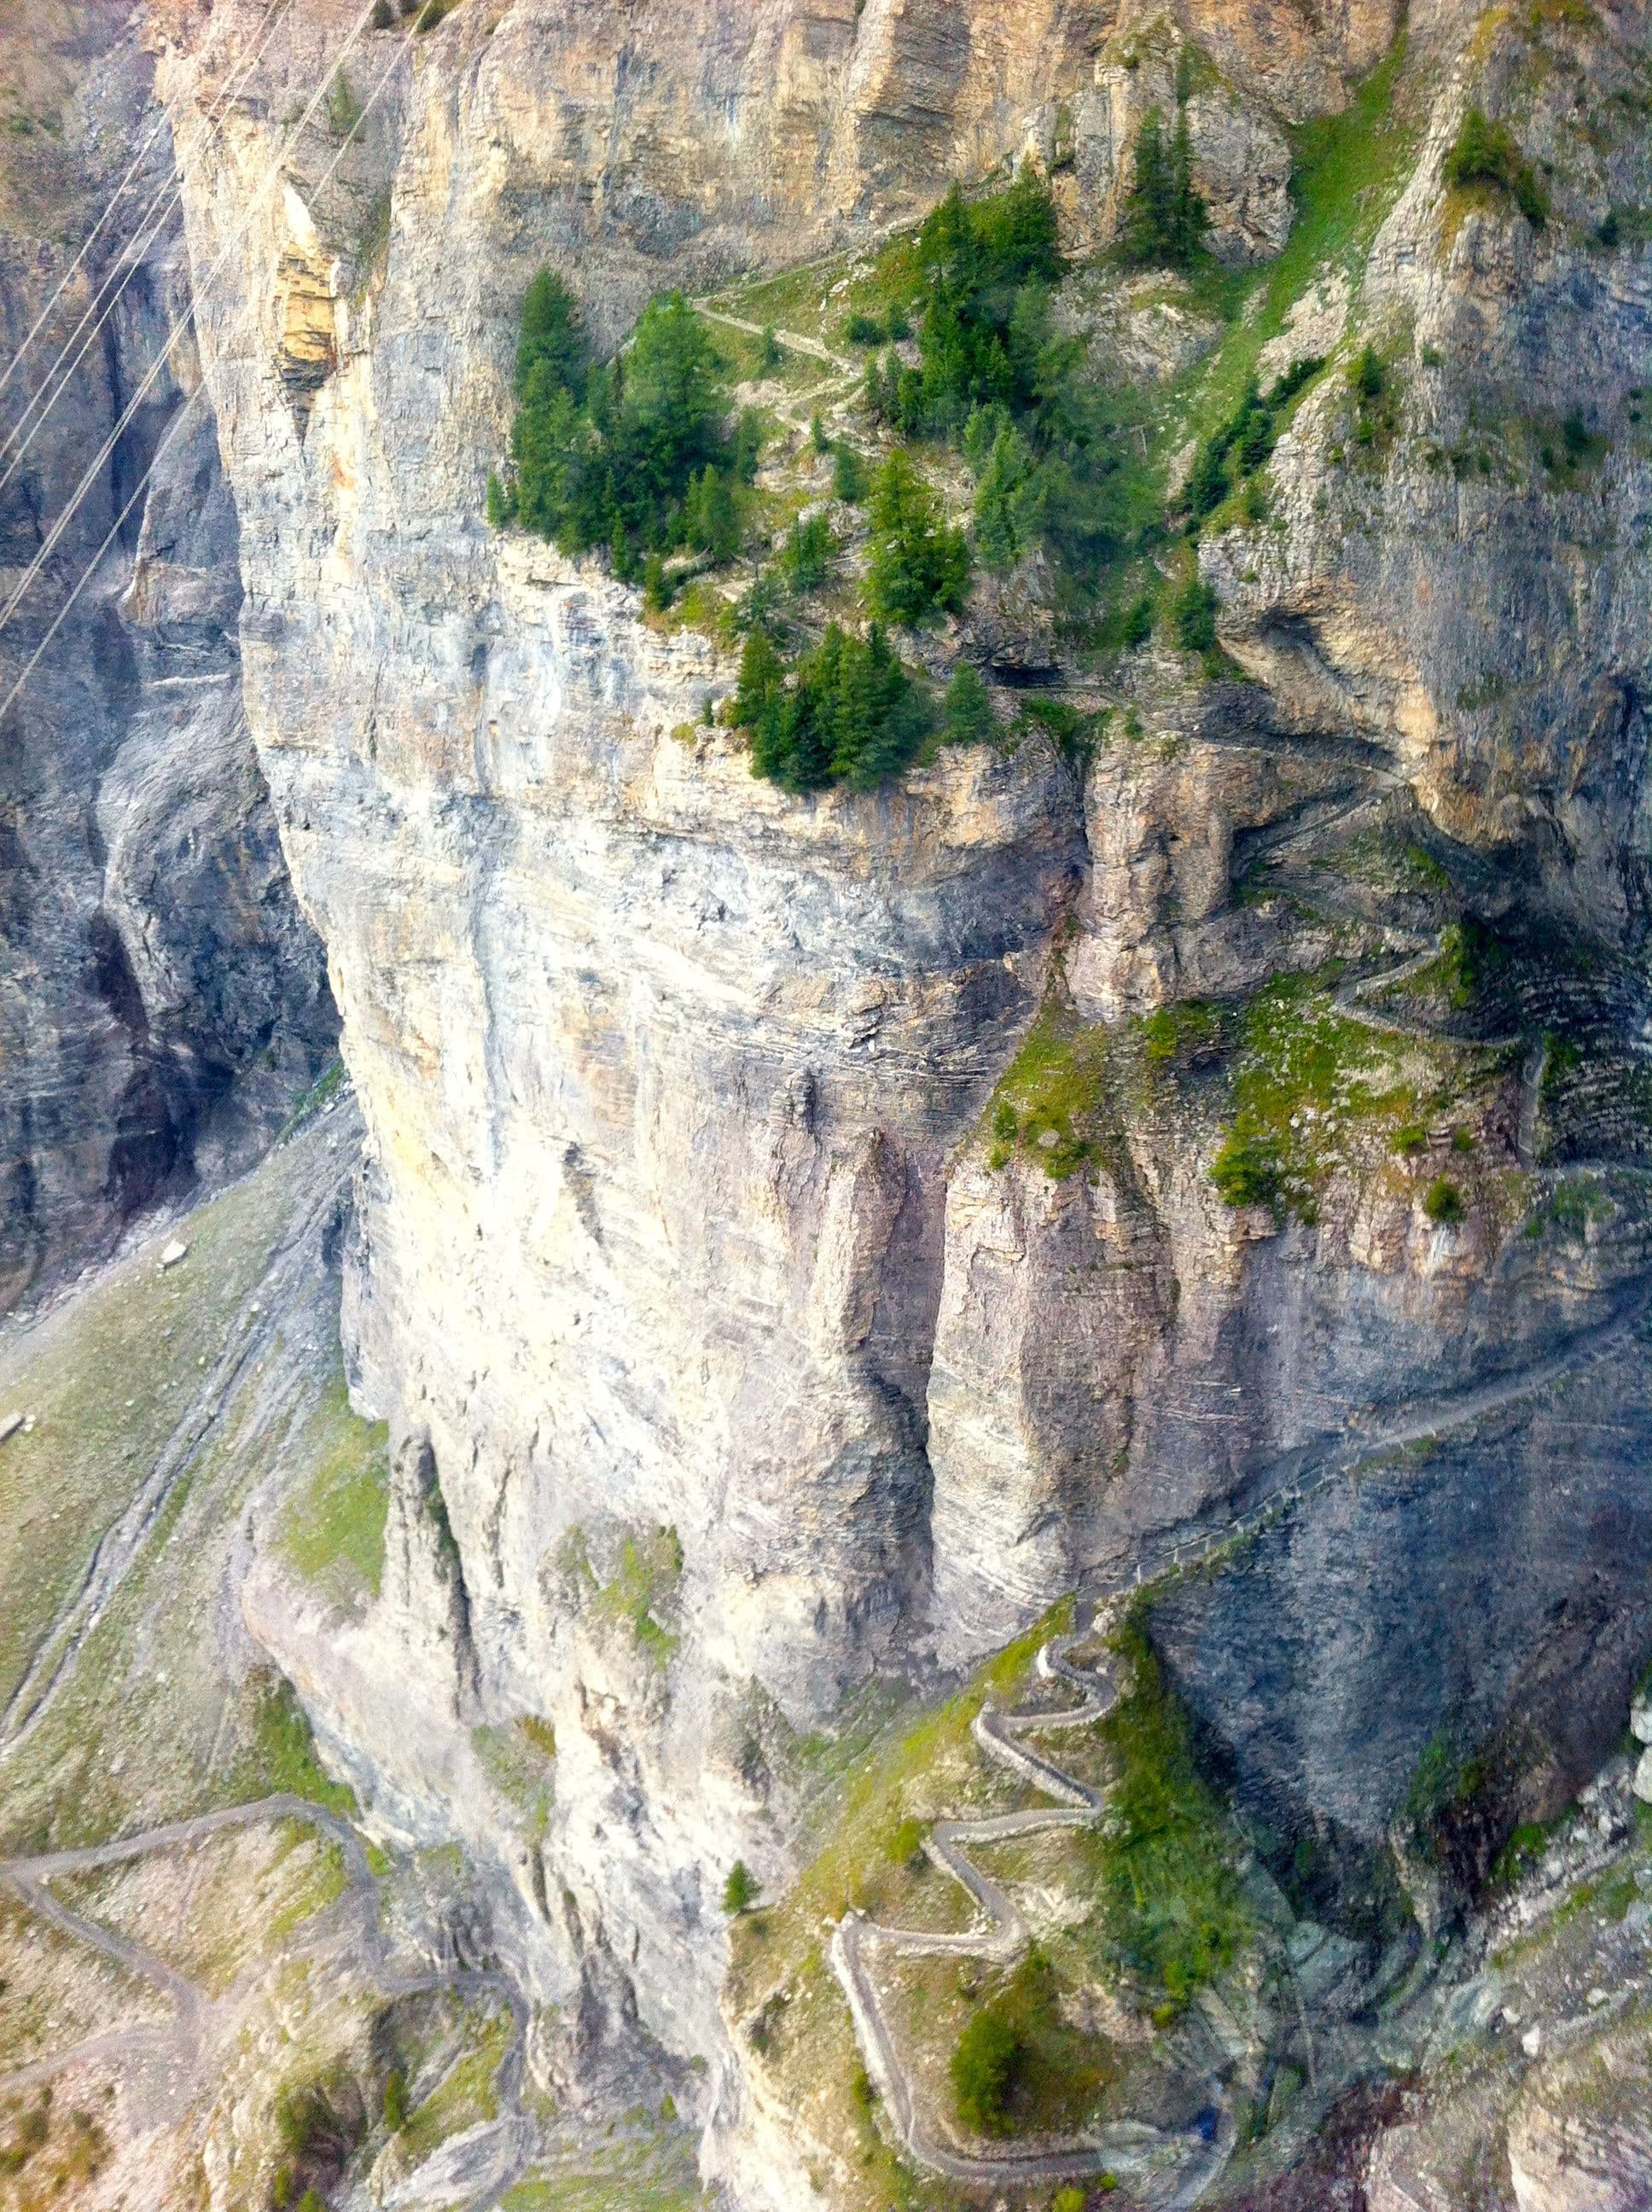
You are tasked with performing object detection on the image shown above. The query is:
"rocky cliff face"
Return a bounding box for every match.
[119,0,1652,2201]
[0,0,335,1313]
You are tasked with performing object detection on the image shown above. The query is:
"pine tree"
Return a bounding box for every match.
[608,509,636,583]
[725,1858,760,1911]
[1168,102,1208,265]
[831,441,866,503]
[867,450,971,627]
[943,662,995,747]
[1120,110,1174,265]
[515,268,589,400]
[643,551,672,614]
[972,425,1041,575]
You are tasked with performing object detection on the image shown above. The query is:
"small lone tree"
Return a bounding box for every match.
[831,441,866,503]
[643,551,672,614]
[942,663,994,748]
[723,1859,759,1914]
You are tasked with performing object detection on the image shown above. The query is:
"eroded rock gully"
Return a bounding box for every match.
[102,0,1652,2199]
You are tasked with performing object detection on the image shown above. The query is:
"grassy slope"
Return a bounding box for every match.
[0,1117,367,1853]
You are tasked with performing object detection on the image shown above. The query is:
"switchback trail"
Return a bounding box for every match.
[0,1795,532,2209]
[830,1282,1652,2196]
[832,1633,1234,2200]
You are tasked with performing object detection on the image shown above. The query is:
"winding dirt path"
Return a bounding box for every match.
[693,303,860,379]
[832,1634,1234,2198]
[830,1277,1650,2197]
[0,1796,532,2210]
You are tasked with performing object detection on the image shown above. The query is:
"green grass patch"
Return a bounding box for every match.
[277,1368,390,1601]
[471,1718,556,1838]
[1166,32,1416,475]
[982,1015,1119,1179]
[1085,1614,1259,2008]
[1209,969,1475,1219]
[233,1670,358,1820]
[399,2003,512,2163]
[278,1057,346,1139]
[592,1526,683,1665]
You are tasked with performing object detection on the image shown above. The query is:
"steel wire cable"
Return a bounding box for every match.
[0,0,393,655]
[0,0,291,488]
[0,15,414,731]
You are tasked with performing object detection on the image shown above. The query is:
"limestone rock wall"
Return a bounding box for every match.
[138,0,1652,2196]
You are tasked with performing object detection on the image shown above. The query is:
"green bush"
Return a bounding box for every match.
[1211,1129,1283,1209]
[758,325,782,371]
[1443,108,1549,228]
[1173,575,1219,655]
[888,1815,928,1866]
[950,2006,1024,2136]
[845,311,887,346]
[723,1860,759,1913]
[383,2069,406,2134]
[1120,593,1154,649]
[1054,2190,1088,2212]
[369,0,395,25]
[1422,1175,1465,1226]
[1352,343,1384,400]
[866,449,970,626]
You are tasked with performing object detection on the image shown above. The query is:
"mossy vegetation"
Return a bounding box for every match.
[981,1017,1120,1179]
[278,1370,391,1602]
[591,1525,683,1665]
[1442,107,1550,230]
[398,2004,513,2164]
[471,1716,556,1838]
[1207,970,1490,1220]
[235,1672,358,1821]
[1087,1615,1259,2009]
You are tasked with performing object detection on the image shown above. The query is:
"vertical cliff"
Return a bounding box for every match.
[122,0,1652,2201]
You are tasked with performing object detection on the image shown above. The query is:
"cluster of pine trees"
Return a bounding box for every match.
[1118,63,1209,270]
[733,623,931,791]
[733,625,995,793]
[488,271,759,573]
